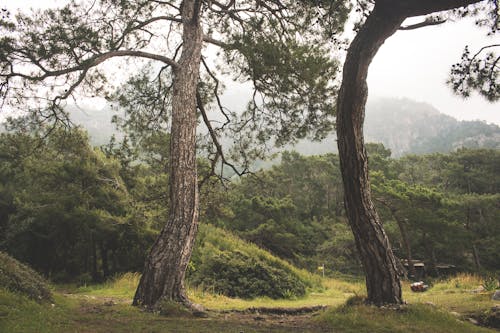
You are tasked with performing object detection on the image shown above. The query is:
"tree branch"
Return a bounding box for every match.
[399,18,447,30]
[5,50,178,81]
[203,35,230,48]
[377,0,485,17]
[201,57,231,128]
[196,91,247,180]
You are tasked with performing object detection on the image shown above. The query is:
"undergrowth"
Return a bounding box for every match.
[0,251,52,302]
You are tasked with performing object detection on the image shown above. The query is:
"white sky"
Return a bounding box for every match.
[2,0,499,125]
[368,17,499,125]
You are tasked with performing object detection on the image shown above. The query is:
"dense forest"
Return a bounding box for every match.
[1,126,498,298]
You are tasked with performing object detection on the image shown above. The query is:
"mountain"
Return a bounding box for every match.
[66,105,122,146]
[364,98,500,157]
[291,97,499,157]
[15,97,498,157]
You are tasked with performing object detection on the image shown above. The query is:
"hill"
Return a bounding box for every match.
[65,105,122,146]
[364,98,500,157]
[292,97,500,157]
[4,97,496,157]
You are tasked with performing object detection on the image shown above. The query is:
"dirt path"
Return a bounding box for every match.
[62,293,330,332]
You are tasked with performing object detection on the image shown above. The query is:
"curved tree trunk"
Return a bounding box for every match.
[336,5,406,305]
[133,0,203,310]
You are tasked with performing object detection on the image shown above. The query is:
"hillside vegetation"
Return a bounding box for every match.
[0,252,52,302]
[1,128,498,285]
[188,224,321,299]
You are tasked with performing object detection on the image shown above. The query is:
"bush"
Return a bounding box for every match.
[0,251,52,302]
[193,249,306,299]
[188,224,318,299]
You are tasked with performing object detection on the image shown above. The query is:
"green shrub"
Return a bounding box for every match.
[482,275,499,291]
[188,224,318,299]
[193,249,306,299]
[0,251,52,302]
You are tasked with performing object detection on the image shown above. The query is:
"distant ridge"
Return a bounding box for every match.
[364,97,500,157]
[4,97,497,157]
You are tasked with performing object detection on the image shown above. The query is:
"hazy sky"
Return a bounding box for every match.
[3,0,499,125]
[368,17,499,125]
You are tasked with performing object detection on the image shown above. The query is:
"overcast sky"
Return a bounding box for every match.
[368,17,499,125]
[3,0,499,125]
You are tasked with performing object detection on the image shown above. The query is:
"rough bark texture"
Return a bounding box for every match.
[336,5,406,305]
[336,0,481,305]
[133,0,203,310]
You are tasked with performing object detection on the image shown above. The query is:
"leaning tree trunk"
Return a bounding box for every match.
[336,6,406,305]
[133,0,203,310]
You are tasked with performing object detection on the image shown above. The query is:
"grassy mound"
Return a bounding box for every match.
[188,224,321,299]
[0,251,52,302]
[316,298,492,333]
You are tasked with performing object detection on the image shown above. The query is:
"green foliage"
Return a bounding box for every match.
[188,224,319,299]
[482,276,499,291]
[449,45,499,102]
[228,34,338,146]
[315,221,360,275]
[0,128,155,282]
[0,120,498,290]
[369,147,500,274]
[211,151,350,271]
[0,251,52,302]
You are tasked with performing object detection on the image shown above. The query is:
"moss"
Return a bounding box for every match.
[0,251,52,302]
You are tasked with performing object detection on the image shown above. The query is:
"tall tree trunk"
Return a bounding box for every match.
[336,5,406,305]
[133,0,203,310]
[100,241,109,279]
[396,218,416,279]
[472,243,482,272]
[90,230,98,282]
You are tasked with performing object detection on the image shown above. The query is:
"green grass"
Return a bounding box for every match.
[316,301,493,333]
[189,276,365,310]
[403,274,497,314]
[71,271,363,310]
[0,288,73,333]
[76,272,141,299]
[2,271,499,332]
[0,287,310,333]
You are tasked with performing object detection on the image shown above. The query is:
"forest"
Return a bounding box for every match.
[0,0,499,331]
[1,128,499,288]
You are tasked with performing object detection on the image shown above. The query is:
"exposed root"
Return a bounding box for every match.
[221,305,328,315]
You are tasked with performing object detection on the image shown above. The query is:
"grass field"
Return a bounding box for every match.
[1,273,498,333]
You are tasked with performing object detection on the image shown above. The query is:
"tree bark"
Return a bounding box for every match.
[374,197,416,279]
[90,230,99,282]
[396,218,416,279]
[100,241,110,279]
[133,0,203,310]
[336,5,406,305]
